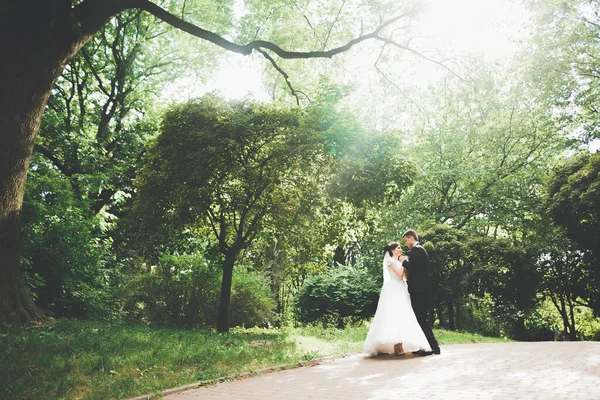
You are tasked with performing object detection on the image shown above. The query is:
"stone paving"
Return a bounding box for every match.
[161,342,600,400]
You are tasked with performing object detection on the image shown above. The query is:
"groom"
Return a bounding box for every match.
[399,229,440,356]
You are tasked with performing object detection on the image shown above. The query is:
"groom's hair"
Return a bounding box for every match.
[402,229,419,242]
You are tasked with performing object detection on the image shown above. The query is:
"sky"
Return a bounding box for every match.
[160,0,530,103]
[415,0,529,57]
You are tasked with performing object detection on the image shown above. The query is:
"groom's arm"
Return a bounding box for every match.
[411,246,428,268]
[402,246,427,270]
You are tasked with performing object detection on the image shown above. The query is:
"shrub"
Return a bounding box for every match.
[122,254,277,329]
[123,252,221,328]
[229,269,277,328]
[293,264,380,328]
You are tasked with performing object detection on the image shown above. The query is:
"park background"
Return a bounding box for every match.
[1,0,599,398]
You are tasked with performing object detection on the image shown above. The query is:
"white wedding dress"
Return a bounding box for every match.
[363,253,432,355]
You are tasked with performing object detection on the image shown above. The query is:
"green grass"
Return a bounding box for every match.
[0,319,510,400]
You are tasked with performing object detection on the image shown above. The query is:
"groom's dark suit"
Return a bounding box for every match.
[402,243,439,351]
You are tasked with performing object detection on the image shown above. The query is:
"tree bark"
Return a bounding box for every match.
[333,246,346,266]
[514,315,528,341]
[0,1,84,324]
[216,249,238,333]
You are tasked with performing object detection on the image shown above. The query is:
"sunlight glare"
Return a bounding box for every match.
[418,0,528,57]
[161,53,270,104]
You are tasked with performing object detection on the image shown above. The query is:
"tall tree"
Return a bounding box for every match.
[133,96,332,332]
[0,0,420,325]
[546,152,600,315]
[526,0,600,147]
[404,71,562,230]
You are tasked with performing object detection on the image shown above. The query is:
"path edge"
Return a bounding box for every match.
[125,352,356,400]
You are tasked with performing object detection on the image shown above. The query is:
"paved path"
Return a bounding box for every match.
[162,342,600,399]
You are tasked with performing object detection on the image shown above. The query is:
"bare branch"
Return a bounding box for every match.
[257,48,304,105]
[322,0,346,51]
[252,1,298,40]
[35,145,72,176]
[374,42,426,114]
[81,48,111,97]
[206,208,221,244]
[181,0,187,20]
[373,35,465,82]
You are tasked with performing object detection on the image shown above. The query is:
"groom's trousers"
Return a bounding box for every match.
[410,291,439,350]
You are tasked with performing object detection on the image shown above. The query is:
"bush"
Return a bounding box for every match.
[122,253,277,329]
[293,264,380,328]
[229,269,277,328]
[123,252,221,328]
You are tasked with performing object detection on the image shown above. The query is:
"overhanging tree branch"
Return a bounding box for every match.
[75,0,413,60]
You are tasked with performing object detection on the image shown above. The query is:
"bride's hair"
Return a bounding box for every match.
[382,241,400,256]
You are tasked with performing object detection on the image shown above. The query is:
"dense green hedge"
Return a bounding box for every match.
[294,264,380,328]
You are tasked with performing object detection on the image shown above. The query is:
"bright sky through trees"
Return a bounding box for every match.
[417,0,528,56]
[160,0,529,103]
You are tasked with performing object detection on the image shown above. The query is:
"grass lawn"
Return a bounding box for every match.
[1,319,511,400]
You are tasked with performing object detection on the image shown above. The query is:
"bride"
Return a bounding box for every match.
[363,241,432,356]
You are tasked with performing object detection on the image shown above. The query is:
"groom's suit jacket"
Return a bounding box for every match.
[402,243,430,295]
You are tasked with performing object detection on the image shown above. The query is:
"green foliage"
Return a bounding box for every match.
[403,74,561,230]
[132,94,332,255]
[304,81,417,207]
[546,152,600,314]
[131,94,333,331]
[526,1,600,145]
[419,224,471,328]
[21,155,110,318]
[12,0,600,343]
[122,253,276,329]
[547,153,600,257]
[229,269,277,328]
[123,252,221,328]
[293,264,380,327]
[414,224,546,339]
[23,10,170,320]
[328,140,416,207]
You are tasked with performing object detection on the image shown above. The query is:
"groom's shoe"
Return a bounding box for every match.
[412,349,433,356]
[432,347,441,355]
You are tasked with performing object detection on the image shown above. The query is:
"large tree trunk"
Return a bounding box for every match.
[0,2,84,325]
[216,250,238,333]
[448,301,455,331]
[0,72,52,324]
[514,315,528,341]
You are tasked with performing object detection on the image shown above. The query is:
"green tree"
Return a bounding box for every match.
[419,224,470,331]
[539,240,588,340]
[0,0,423,325]
[21,159,108,317]
[546,152,600,314]
[21,10,169,317]
[133,96,331,332]
[526,0,600,146]
[406,75,561,230]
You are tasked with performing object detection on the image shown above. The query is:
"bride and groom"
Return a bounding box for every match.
[363,229,441,357]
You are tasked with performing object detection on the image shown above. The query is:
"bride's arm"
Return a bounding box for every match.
[388,261,405,280]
